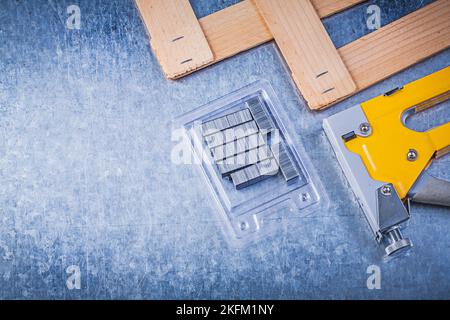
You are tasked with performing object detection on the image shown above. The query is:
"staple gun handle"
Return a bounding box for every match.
[351,67,450,200]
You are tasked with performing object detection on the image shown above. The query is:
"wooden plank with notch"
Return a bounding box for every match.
[135,0,213,79]
[253,0,357,109]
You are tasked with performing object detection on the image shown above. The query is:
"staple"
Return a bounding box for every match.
[216,152,247,177]
[211,133,266,162]
[172,36,185,42]
[316,70,329,78]
[226,109,253,127]
[202,115,229,136]
[213,116,230,131]
[245,121,259,137]
[216,160,243,177]
[203,109,253,137]
[203,102,297,185]
[211,142,235,162]
[237,137,247,152]
[248,145,272,164]
[206,121,257,149]
[205,131,225,148]
[202,120,219,136]
[217,145,273,177]
[257,158,279,176]
[225,126,237,142]
[243,165,261,185]
[231,157,277,190]
[230,165,257,190]
[229,121,258,141]
[247,97,261,108]
[180,58,193,64]
[247,98,273,131]
[322,87,335,94]
[246,132,266,150]
[272,143,299,182]
[246,147,260,164]
[230,169,248,188]
[237,108,253,123]
[225,113,239,127]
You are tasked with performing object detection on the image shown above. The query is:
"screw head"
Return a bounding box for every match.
[359,122,371,135]
[407,149,418,161]
[381,185,392,196]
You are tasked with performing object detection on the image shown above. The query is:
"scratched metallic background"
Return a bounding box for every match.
[0,0,449,299]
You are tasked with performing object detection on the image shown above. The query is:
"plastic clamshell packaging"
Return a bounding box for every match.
[174,81,327,246]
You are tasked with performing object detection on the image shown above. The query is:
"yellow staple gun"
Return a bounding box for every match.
[323,67,450,257]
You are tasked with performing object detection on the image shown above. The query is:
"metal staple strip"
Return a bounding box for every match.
[247,97,273,131]
[231,157,279,189]
[272,143,299,181]
[210,132,266,162]
[205,120,259,149]
[216,145,273,177]
[202,109,253,137]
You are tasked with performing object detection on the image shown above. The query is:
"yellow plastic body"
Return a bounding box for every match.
[345,67,450,199]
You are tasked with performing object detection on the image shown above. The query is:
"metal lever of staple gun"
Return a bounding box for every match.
[323,67,450,258]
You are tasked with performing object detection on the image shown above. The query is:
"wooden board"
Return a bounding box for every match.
[198,0,365,69]
[339,0,450,91]
[199,0,272,64]
[253,0,357,109]
[136,0,450,110]
[199,0,450,109]
[311,0,365,17]
[135,0,213,79]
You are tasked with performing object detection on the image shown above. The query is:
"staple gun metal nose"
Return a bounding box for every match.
[323,67,450,257]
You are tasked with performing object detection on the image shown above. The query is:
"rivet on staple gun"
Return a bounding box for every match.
[323,66,450,258]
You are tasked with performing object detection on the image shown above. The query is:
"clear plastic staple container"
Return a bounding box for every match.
[174,81,327,246]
